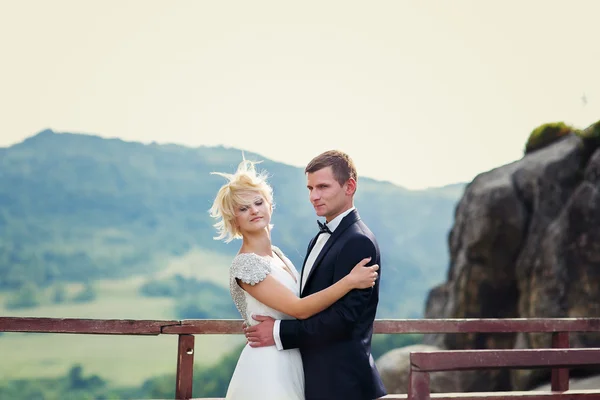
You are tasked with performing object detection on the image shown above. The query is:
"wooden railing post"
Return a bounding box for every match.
[551,331,570,391]
[175,334,195,399]
[408,365,430,400]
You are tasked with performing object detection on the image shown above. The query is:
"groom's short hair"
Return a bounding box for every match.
[305,150,357,187]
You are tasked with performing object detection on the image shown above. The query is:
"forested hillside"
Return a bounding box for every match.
[0,129,462,317]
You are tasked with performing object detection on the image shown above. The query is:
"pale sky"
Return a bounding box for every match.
[1,0,598,189]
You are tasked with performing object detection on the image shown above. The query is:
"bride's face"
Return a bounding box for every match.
[234,192,272,236]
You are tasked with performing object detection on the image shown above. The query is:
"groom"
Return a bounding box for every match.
[245,150,386,400]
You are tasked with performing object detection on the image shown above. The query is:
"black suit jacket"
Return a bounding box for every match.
[279,209,386,400]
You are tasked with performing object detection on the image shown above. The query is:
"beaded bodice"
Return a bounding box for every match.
[229,246,300,326]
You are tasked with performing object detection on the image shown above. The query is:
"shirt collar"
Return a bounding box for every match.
[324,206,355,233]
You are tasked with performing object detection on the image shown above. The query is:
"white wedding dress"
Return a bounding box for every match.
[225,246,304,400]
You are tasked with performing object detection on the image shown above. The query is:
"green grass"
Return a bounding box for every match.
[580,119,600,140]
[524,120,600,154]
[0,332,243,386]
[524,121,574,154]
[154,248,232,287]
[0,249,244,387]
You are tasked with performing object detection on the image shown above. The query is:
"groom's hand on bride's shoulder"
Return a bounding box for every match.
[245,315,276,348]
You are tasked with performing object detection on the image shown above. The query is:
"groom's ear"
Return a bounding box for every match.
[345,178,357,196]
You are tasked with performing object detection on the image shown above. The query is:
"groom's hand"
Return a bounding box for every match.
[245,315,275,348]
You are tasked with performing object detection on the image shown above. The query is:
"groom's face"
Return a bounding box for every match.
[306,166,350,223]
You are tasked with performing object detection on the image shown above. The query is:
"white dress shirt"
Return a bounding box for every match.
[273,207,356,350]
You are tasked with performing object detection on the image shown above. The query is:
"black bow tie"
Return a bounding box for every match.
[317,220,332,235]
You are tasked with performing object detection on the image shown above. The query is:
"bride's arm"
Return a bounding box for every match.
[239,258,378,320]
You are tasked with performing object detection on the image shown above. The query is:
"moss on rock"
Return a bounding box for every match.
[580,120,600,141]
[525,122,574,154]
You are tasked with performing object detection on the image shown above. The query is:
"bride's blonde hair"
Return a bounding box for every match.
[209,159,274,243]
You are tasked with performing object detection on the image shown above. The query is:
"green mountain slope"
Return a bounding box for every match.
[0,129,462,317]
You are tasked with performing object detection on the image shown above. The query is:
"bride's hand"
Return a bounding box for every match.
[346,257,379,289]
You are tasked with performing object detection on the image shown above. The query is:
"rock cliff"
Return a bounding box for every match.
[378,120,600,393]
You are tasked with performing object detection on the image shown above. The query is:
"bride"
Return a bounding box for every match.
[209,160,379,400]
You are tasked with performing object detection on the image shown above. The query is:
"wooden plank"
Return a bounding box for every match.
[4,317,600,335]
[0,317,178,335]
[374,318,600,334]
[196,391,600,400]
[162,320,243,334]
[408,369,431,400]
[411,348,600,372]
[430,390,600,399]
[176,334,195,400]
[551,332,570,391]
[161,318,600,335]
[383,390,600,399]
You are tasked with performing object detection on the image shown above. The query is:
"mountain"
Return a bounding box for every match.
[0,129,462,317]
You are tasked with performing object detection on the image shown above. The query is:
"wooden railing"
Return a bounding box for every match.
[406,348,600,400]
[2,317,600,399]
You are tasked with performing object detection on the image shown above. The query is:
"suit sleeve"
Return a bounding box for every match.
[278,235,378,349]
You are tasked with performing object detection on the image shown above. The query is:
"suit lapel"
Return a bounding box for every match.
[301,210,361,296]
